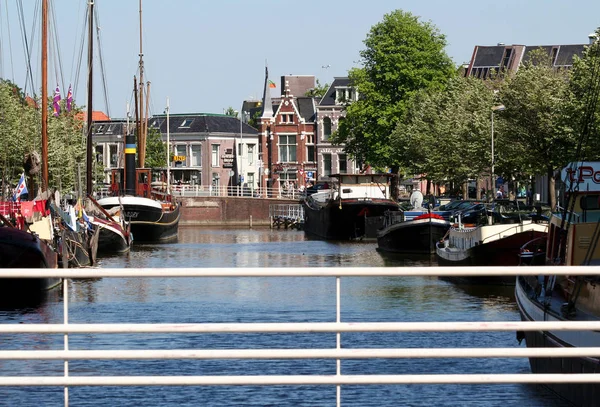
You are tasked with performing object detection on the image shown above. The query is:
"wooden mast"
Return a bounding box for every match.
[86,0,94,195]
[41,0,48,192]
[138,0,146,169]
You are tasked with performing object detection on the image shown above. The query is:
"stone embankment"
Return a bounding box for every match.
[179,196,299,226]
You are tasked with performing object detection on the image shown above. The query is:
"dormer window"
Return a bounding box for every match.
[179,119,194,128]
[335,87,357,105]
[105,125,113,134]
[96,124,105,132]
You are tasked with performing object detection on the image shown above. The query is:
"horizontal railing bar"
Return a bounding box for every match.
[0,321,598,334]
[0,266,599,278]
[2,374,600,386]
[3,347,600,360]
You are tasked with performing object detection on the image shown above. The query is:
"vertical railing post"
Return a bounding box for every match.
[63,278,69,407]
[336,275,341,407]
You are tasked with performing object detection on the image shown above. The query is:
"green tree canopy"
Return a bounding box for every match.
[304,79,329,99]
[144,127,167,169]
[566,28,600,160]
[331,10,455,172]
[392,76,495,191]
[497,49,575,210]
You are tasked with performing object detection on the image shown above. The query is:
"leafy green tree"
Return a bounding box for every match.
[497,49,575,210]
[46,100,86,193]
[305,79,329,99]
[224,106,238,117]
[144,127,167,169]
[566,28,600,160]
[331,9,455,188]
[392,76,495,196]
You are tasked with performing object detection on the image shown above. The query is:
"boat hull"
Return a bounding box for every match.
[0,227,60,303]
[303,199,399,240]
[89,217,130,254]
[97,196,180,243]
[515,277,600,406]
[377,217,450,254]
[436,226,547,285]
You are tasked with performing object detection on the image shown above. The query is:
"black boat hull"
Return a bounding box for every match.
[98,197,180,243]
[303,199,398,240]
[0,227,61,303]
[377,218,450,254]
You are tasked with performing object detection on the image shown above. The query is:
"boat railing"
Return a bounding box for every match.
[3,266,600,407]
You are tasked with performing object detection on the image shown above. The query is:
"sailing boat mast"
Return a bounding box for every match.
[41,0,49,192]
[86,0,94,195]
[137,0,146,168]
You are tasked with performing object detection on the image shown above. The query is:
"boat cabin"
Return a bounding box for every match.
[547,162,600,265]
[330,173,393,200]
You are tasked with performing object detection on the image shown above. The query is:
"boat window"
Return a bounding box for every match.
[580,195,600,210]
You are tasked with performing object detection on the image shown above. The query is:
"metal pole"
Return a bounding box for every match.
[240,112,243,187]
[166,97,170,194]
[491,110,494,197]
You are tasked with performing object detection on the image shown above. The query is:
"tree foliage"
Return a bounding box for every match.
[392,76,495,188]
[331,10,455,170]
[304,79,329,99]
[497,49,575,210]
[144,127,167,169]
[224,106,238,118]
[0,79,86,196]
[566,28,600,160]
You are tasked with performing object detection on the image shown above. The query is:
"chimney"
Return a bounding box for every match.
[497,42,505,46]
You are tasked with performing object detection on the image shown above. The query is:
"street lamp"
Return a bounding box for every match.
[491,104,505,197]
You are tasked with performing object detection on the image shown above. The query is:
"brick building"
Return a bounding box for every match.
[257,70,318,193]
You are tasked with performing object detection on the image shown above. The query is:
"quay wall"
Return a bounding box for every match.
[179,197,299,226]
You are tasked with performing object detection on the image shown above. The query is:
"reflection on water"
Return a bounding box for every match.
[0,227,569,406]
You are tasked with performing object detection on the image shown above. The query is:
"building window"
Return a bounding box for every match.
[212,144,219,167]
[191,144,201,167]
[108,144,118,168]
[95,145,104,165]
[501,48,513,71]
[278,135,296,163]
[247,173,255,190]
[323,153,332,177]
[323,117,332,141]
[306,145,315,163]
[248,144,255,165]
[551,47,559,65]
[305,133,315,163]
[175,144,187,167]
[179,119,194,128]
[338,154,347,173]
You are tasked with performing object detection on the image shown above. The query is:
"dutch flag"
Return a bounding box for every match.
[13,173,28,202]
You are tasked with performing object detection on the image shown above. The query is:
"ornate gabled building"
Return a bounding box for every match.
[258,69,318,193]
[315,77,360,179]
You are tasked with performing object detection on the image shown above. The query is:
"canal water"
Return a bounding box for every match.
[1,227,570,406]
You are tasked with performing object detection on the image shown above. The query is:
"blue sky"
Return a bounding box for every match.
[1,0,599,118]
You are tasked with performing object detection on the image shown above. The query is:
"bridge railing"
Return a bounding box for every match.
[2,266,600,407]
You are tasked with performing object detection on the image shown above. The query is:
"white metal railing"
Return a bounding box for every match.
[2,266,600,407]
[96,185,302,200]
[269,204,304,221]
